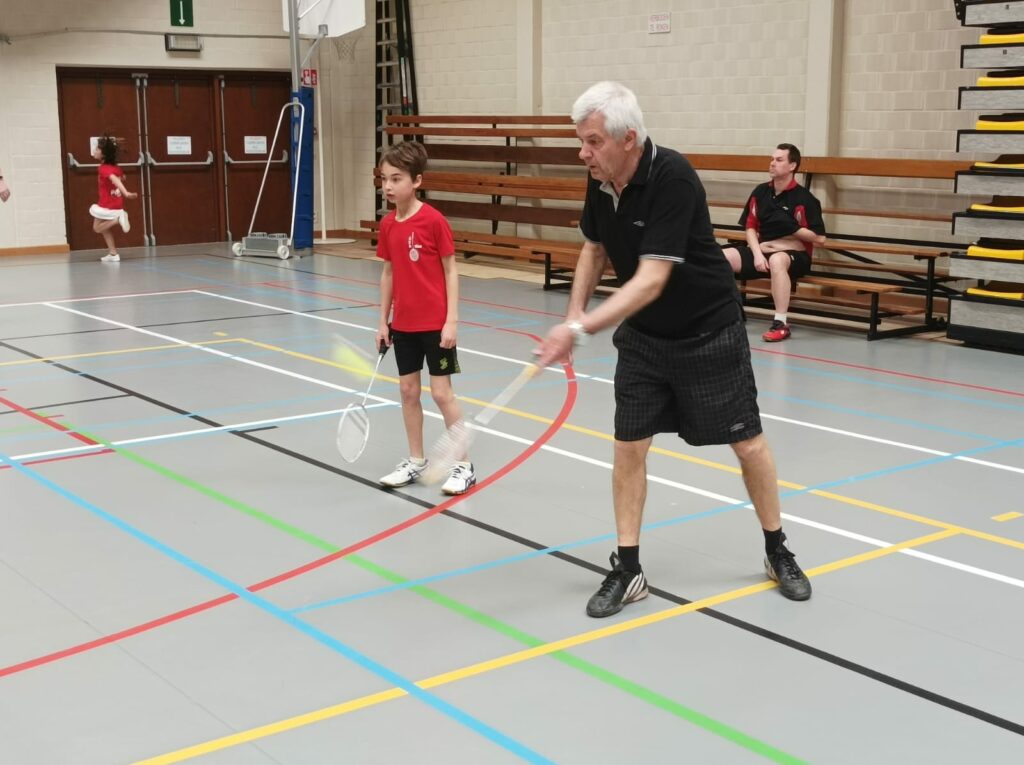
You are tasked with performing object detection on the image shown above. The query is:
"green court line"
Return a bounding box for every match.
[63,423,806,764]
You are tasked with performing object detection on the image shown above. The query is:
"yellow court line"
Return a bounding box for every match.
[992,511,1023,523]
[136,528,957,764]
[0,338,239,367]
[812,491,1024,552]
[240,336,1024,554]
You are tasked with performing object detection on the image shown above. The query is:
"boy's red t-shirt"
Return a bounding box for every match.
[97,164,125,210]
[376,202,455,332]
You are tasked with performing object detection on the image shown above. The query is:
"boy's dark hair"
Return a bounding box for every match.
[777,142,801,171]
[98,135,120,166]
[379,140,428,178]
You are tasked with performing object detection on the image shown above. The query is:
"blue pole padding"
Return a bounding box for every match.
[290,88,315,249]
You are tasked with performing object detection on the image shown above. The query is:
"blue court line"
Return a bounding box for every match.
[0,447,552,764]
[750,357,1024,413]
[757,391,1010,446]
[291,433,1024,615]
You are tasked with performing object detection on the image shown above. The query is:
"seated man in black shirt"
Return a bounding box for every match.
[722,144,825,342]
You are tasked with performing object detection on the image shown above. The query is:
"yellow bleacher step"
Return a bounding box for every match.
[967,245,1024,261]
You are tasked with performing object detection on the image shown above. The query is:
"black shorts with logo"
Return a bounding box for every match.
[390,327,461,377]
[612,319,762,446]
[732,245,811,282]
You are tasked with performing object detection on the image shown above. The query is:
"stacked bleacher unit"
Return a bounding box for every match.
[952,0,1024,351]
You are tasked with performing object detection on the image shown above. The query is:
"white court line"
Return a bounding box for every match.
[0,288,202,310]
[10,388,1024,596]
[27,293,1024,594]
[199,293,1024,464]
[194,290,617,382]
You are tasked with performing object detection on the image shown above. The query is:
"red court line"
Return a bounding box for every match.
[0,449,114,471]
[0,398,99,447]
[753,347,1024,398]
[0,334,576,680]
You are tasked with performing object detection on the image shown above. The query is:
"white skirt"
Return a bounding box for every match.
[89,204,122,221]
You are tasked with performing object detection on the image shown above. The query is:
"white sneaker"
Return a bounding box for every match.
[379,457,427,488]
[119,209,130,233]
[441,461,476,495]
[100,253,120,263]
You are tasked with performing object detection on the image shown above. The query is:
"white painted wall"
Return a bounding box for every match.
[0,0,985,251]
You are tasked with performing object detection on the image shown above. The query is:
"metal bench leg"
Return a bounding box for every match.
[867,293,880,340]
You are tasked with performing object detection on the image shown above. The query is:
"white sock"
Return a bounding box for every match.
[410,456,427,465]
[774,313,787,324]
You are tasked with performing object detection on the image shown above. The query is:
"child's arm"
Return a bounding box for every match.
[110,174,138,200]
[440,255,459,349]
[377,261,394,349]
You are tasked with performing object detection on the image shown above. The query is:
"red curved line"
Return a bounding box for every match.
[0,333,576,679]
[753,347,1024,398]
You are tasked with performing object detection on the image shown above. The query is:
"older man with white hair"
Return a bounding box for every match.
[536,81,811,617]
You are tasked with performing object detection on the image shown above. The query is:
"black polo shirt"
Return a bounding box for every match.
[579,139,741,338]
[738,179,825,254]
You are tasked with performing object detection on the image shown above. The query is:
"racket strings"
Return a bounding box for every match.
[337,404,370,462]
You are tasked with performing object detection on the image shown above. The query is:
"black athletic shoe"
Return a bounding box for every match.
[765,543,812,601]
[586,552,649,618]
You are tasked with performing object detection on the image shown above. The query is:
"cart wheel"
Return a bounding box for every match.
[232,242,243,257]
[277,244,290,259]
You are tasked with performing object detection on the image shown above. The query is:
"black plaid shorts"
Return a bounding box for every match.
[612,319,763,446]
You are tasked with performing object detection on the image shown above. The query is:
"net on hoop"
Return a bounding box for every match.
[329,27,362,61]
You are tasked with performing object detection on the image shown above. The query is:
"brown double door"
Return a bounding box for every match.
[58,69,290,250]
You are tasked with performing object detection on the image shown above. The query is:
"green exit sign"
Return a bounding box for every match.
[170,0,194,27]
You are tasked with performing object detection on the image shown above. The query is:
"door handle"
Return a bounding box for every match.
[224,149,288,165]
[68,153,145,169]
[146,150,215,167]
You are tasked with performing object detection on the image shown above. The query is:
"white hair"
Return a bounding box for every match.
[571,81,648,145]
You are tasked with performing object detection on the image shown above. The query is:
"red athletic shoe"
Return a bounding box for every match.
[762,320,791,342]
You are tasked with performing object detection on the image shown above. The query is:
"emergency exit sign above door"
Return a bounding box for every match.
[171,0,194,27]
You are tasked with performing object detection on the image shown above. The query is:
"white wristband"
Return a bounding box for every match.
[567,320,590,347]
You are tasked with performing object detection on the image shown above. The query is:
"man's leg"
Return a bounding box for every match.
[612,436,651,544]
[767,252,793,316]
[730,433,811,600]
[731,433,781,529]
[721,246,743,274]
[763,252,794,341]
[587,437,652,617]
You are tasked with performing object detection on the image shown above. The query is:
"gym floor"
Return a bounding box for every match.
[0,243,1022,764]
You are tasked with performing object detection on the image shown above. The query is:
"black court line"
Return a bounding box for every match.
[2,336,1021,738]
[0,304,371,343]
[0,393,132,417]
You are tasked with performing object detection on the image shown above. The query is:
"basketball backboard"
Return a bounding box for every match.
[282,0,365,38]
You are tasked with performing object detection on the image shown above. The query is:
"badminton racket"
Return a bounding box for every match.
[420,361,541,485]
[336,342,389,462]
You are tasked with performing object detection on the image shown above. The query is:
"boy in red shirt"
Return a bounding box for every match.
[375,141,475,495]
[89,136,137,263]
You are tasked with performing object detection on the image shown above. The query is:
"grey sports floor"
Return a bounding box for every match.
[0,243,1022,764]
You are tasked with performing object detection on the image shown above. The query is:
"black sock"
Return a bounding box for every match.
[617,545,641,574]
[763,528,785,556]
